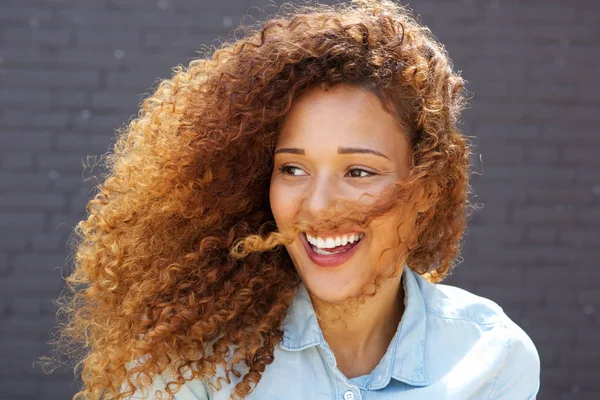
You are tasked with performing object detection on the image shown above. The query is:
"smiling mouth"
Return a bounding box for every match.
[304,232,365,255]
[299,231,364,267]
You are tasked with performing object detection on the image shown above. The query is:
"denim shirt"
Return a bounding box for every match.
[129,266,540,400]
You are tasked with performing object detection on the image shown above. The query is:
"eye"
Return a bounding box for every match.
[278,165,306,176]
[347,168,375,178]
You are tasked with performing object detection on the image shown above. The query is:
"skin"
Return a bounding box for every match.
[269,84,427,378]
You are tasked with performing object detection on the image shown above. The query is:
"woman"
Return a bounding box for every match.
[45,0,540,399]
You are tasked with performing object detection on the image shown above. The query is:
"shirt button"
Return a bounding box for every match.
[343,391,355,400]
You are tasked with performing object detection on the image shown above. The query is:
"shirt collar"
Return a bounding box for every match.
[280,283,323,351]
[388,266,429,386]
[280,266,429,387]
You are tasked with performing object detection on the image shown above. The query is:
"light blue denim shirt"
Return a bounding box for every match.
[129,266,540,399]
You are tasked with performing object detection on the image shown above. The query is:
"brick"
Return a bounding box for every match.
[564,146,600,166]
[465,225,525,246]
[0,6,53,24]
[0,230,29,251]
[2,27,72,47]
[39,380,79,400]
[0,212,45,231]
[53,47,128,68]
[525,226,558,245]
[1,152,34,170]
[560,228,600,248]
[55,133,90,151]
[527,146,560,165]
[542,127,600,145]
[12,253,68,275]
[70,113,131,134]
[574,206,600,226]
[75,28,141,48]
[0,316,57,340]
[480,166,576,184]
[474,122,540,142]
[486,147,526,165]
[524,185,597,206]
[0,275,64,297]
[511,81,578,102]
[6,297,44,319]
[37,153,90,171]
[31,232,63,252]
[0,378,40,398]
[0,69,100,90]
[105,70,165,91]
[91,91,144,111]
[575,168,600,184]
[0,171,50,191]
[50,174,93,192]
[0,131,53,151]
[1,109,70,129]
[481,4,577,23]
[0,253,7,274]
[0,192,66,211]
[512,205,575,224]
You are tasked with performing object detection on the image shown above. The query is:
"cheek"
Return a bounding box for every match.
[269,180,297,229]
[369,214,404,259]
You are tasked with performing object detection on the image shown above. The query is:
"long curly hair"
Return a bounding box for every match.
[41,0,473,399]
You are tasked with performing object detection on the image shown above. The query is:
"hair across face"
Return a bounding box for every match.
[44,1,473,399]
[269,83,424,306]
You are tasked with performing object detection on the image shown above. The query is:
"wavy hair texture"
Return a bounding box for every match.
[41,0,474,399]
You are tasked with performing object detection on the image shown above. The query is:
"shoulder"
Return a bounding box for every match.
[412,272,540,398]
[415,273,506,325]
[487,322,541,399]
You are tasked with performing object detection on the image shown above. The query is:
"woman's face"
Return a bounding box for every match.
[269,84,418,304]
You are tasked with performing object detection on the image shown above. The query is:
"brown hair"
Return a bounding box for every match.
[41,0,473,399]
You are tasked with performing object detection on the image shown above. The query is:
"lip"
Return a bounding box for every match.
[300,231,363,268]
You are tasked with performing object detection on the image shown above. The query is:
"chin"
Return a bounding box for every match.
[300,273,369,305]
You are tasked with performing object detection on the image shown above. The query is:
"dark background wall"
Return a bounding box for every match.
[0,0,598,399]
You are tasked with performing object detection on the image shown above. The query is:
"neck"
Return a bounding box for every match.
[310,267,405,378]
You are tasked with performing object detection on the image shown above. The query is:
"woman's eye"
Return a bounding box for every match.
[279,165,306,176]
[278,165,374,178]
[347,168,374,178]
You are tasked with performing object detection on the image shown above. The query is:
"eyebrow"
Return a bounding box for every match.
[274,147,390,160]
[274,147,305,155]
[338,147,390,160]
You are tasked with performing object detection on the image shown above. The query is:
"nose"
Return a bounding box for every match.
[302,172,339,216]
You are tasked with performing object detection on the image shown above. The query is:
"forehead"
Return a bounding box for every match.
[277,84,408,149]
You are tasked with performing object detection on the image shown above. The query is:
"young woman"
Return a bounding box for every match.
[45,0,540,399]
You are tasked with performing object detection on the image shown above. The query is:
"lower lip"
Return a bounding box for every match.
[300,232,363,268]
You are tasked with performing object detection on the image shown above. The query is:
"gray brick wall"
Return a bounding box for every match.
[0,0,598,399]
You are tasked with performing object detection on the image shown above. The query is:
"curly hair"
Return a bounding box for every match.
[41,0,473,399]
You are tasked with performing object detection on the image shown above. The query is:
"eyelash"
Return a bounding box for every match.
[277,165,376,178]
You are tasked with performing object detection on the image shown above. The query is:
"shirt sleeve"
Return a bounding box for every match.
[488,324,541,400]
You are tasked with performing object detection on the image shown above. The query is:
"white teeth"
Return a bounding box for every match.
[316,237,326,248]
[305,232,364,249]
